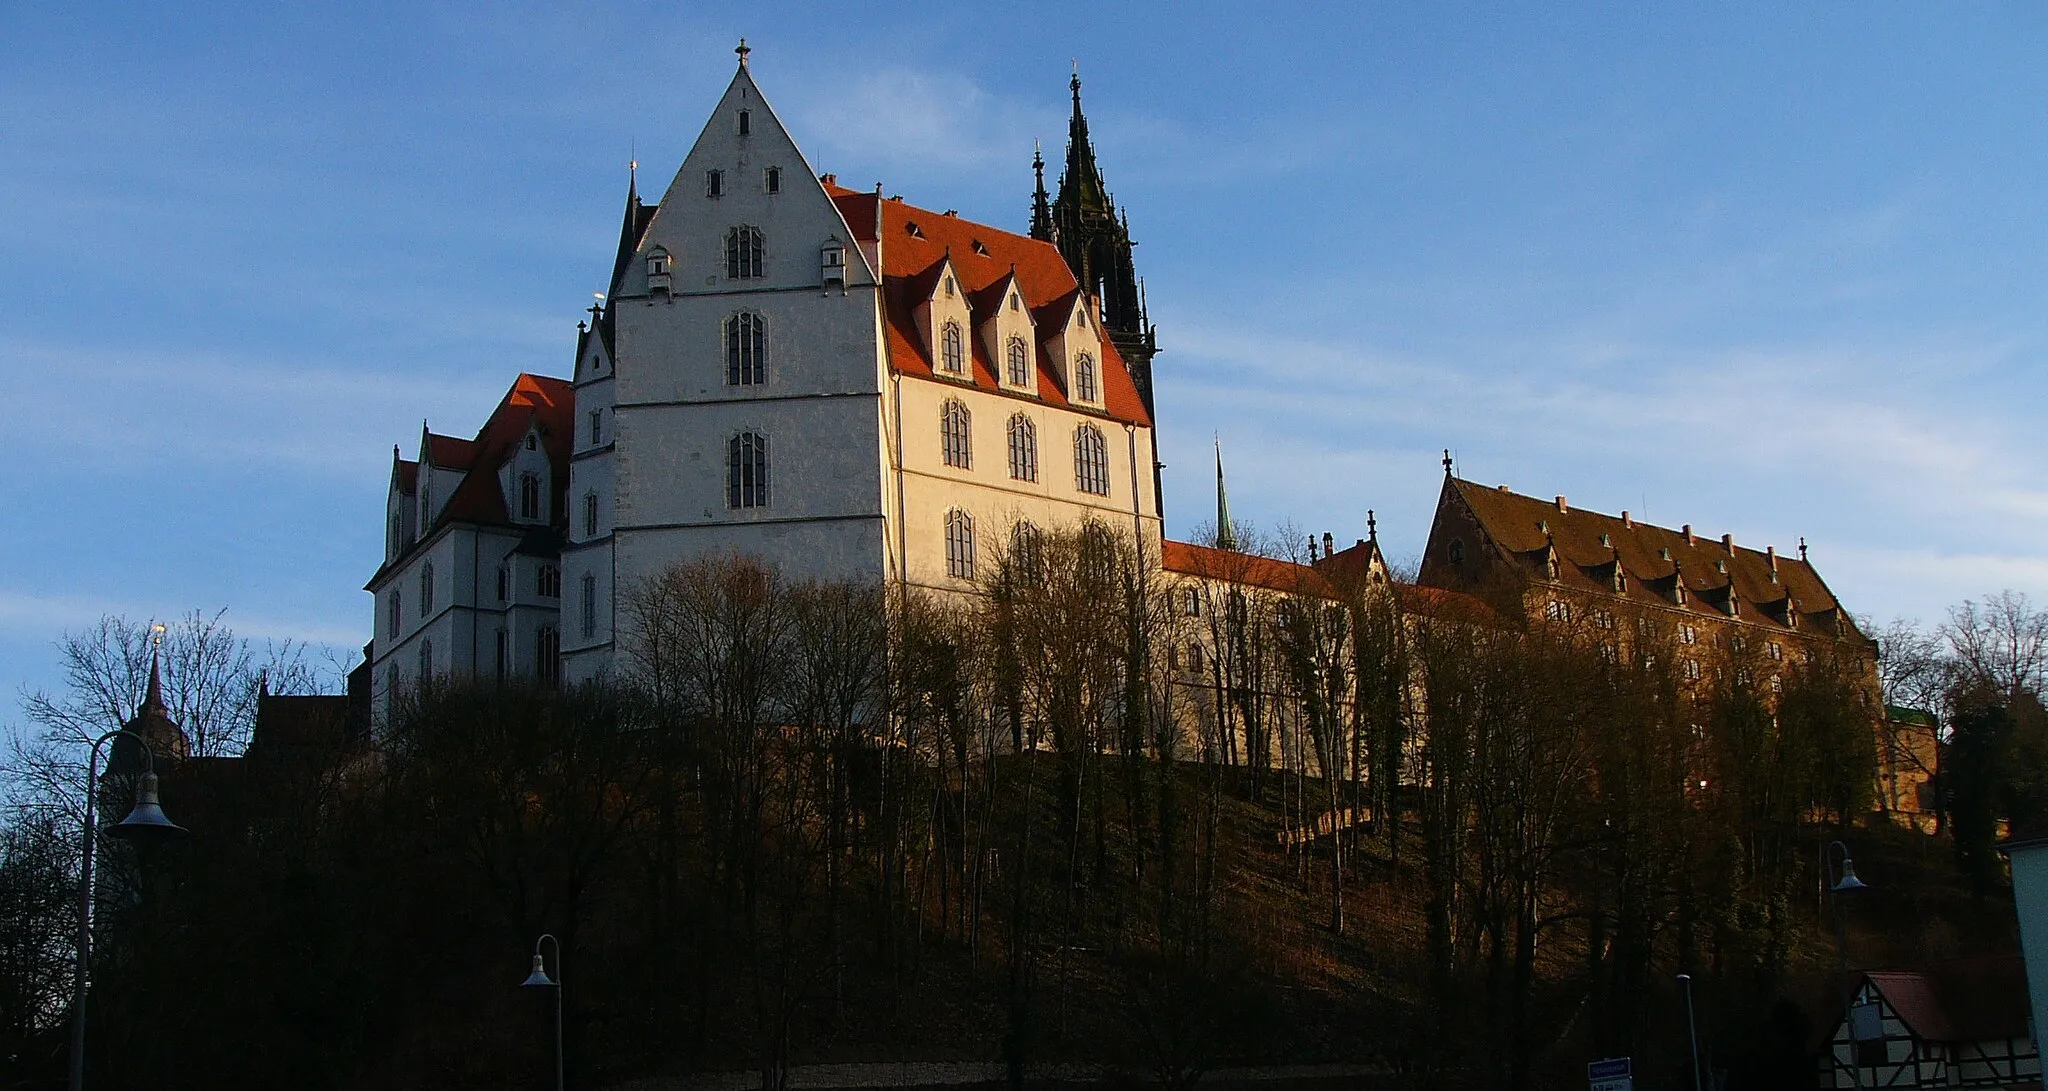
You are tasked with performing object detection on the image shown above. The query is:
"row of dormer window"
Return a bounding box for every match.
[644,228,846,293]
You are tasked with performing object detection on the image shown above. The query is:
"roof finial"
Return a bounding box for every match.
[1367,509,1377,543]
[1799,536,1808,562]
[735,37,750,67]
[142,623,166,713]
[1072,58,1081,96]
[1442,448,1453,476]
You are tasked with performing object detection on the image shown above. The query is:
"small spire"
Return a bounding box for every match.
[1367,509,1377,543]
[1442,449,1454,476]
[1215,436,1238,552]
[735,37,750,68]
[141,628,166,714]
[1799,537,1808,562]
[1030,140,1053,240]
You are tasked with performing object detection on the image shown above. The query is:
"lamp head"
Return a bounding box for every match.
[520,953,557,989]
[1832,855,1868,893]
[107,771,187,848]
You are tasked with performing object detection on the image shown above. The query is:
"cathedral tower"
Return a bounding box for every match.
[1034,71,1158,421]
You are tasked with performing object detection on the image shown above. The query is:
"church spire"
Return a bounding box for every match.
[1029,140,1053,241]
[608,159,647,299]
[1215,437,1238,552]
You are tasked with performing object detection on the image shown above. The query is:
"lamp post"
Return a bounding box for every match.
[1677,973,1702,1091]
[69,728,187,1091]
[522,933,563,1091]
[1824,840,1868,971]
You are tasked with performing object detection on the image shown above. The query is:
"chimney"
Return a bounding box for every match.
[1497,483,1510,492]
[820,173,837,186]
[1308,535,1319,561]
[1322,532,1334,557]
[1621,510,1633,528]
[1682,524,1695,545]
[1722,533,1734,552]
[1556,495,1568,513]
[1767,545,1779,572]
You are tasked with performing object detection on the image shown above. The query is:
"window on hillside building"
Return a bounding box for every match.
[1768,641,1783,661]
[1448,539,1466,565]
[737,109,750,136]
[728,432,769,508]
[1770,674,1783,694]
[1595,610,1615,630]
[1683,659,1703,682]
[726,226,764,278]
[1187,643,1205,674]
[1010,292,1021,312]
[589,410,602,446]
[1183,587,1201,617]
[1545,599,1569,623]
[940,321,965,375]
[496,565,509,602]
[420,564,434,616]
[388,590,401,638]
[946,509,976,580]
[537,626,560,687]
[1006,337,1029,386]
[581,572,597,639]
[1850,1002,1885,1067]
[941,400,972,469]
[1679,624,1698,645]
[385,665,398,718]
[706,169,724,198]
[1007,414,1037,482]
[389,513,403,552]
[583,492,599,538]
[1600,643,1618,664]
[764,166,781,194]
[526,434,537,451]
[1075,353,1098,402]
[1074,423,1109,496]
[519,474,542,520]
[726,311,765,385]
[418,639,433,681]
[538,564,560,599]
[1010,522,1043,574]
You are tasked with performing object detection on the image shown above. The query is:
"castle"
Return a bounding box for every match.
[358,44,1930,827]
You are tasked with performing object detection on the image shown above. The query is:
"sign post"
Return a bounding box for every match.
[1588,1056,1633,1091]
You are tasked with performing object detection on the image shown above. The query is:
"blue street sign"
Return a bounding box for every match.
[1588,1058,1632,1080]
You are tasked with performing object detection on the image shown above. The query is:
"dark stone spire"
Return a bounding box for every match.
[608,160,645,298]
[1029,141,1053,242]
[1048,68,1157,421]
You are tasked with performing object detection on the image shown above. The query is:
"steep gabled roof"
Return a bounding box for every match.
[1445,477,1857,636]
[1853,957,2031,1043]
[824,182,1151,428]
[1164,538,1497,621]
[436,373,574,527]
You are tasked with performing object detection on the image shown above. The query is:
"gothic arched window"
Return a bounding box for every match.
[728,432,769,508]
[420,563,434,616]
[537,626,560,687]
[1074,353,1099,402]
[1006,336,1030,386]
[726,311,765,385]
[940,321,965,375]
[538,564,561,598]
[581,572,598,639]
[1010,521,1043,575]
[1007,413,1037,482]
[583,492,599,538]
[726,225,764,279]
[941,400,972,469]
[519,474,541,520]
[946,509,976,580]
[1074,423,1110,496]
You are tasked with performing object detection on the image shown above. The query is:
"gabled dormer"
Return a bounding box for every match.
[499,416,554,526]
[911,255,972,380]
[415,424,475,535]
[975,268,1037,395]
[574,313,613,383]
[386,447,418,562]
[1037,291,1101,406]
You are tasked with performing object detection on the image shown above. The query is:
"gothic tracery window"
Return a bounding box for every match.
[726,225,764,279]
[940,321,965,375]
[1006,336,1030,386]
[1074,423,1110,496]
[519,474,541,520]
[941,400,972,469]
[946,509,976,580]
[1074,353,1098,402]
[1007,413,1037,482]
[726,311,765,385]
[728,432,769,508]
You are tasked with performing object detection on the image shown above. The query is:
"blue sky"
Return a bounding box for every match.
[6,3,2048,709]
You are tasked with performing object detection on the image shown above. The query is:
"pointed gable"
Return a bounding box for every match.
[825,181,1151,427]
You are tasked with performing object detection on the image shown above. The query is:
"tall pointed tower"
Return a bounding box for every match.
[1035,70,1158,421]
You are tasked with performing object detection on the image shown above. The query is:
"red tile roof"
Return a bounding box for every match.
[1163,539,1496,621]
[1855,956,2031,1043]
[826,183,1152,428]
[437,373,574,527]
[1448,477,1855,635]
[426,433,478,470]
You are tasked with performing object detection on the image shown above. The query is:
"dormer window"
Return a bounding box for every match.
[646,247,672,292]
[706,169,724,198]
[820,242,845,284]
[972,240,989,256]
[940,322,965,375]
[1076,309,1087,329]
[1075,353,1098,402]
[765,166,781,194]
[1448,538,1466,565]
[1005,337,1029,386]
[1010,292,1022,312]
[526,434,537,451]
[944,275,956,297]
[737,109,750,135]
[906,221,924,240]
[519,473,541,520]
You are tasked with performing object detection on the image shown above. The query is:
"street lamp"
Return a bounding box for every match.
[1824,840,1867,971]
[70,728,187,1091]
[1677,973,1702,1091]
[522,933,563,1091]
